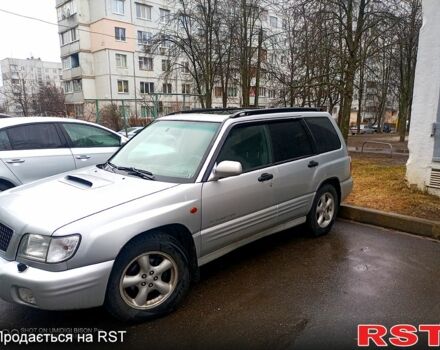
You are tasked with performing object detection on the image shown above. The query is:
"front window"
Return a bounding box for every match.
[110,120,220,182]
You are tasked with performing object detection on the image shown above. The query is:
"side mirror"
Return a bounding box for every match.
[210,161,242,181]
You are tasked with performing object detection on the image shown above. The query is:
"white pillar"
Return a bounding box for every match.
[406,0,440,196]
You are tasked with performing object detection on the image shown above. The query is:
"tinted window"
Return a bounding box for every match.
[305,117,341,153]
[63,123,120,147]
[268,120,314,162]
[7,124,64,150]
[0,130,11,151]
[217,124,271,172]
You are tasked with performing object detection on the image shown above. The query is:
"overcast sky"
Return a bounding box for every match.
[0,1,60,62]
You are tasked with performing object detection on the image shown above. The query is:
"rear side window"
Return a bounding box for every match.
[268,120,314,162]
[305,117,341,153]
[62,123,120,148]
[0,130,11,151]
[6,124,64,150]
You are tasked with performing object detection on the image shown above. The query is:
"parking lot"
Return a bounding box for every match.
[1,220,439,349]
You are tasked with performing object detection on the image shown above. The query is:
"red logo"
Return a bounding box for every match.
[358,324,440,347]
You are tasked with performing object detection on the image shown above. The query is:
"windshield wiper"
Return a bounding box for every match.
[107,162,155,180]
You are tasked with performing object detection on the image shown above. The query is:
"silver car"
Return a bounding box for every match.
[0,117,127,190]
[0,108,352,322]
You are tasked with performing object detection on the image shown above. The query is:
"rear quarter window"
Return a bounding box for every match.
[305,117,341,153]
[0,130,11,151]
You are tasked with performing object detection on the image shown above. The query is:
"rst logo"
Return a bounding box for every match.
[358,324,440,347]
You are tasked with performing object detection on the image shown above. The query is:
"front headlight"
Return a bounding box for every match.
[18,234,81,263]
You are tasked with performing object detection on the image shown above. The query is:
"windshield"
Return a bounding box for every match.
[110,120,220,182]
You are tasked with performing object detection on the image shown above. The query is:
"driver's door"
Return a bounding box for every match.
[200,122,278,258]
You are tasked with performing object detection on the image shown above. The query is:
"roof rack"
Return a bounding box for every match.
[166,107,261,116]
[231,107,320,118]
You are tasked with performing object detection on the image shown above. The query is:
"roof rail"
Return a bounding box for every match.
[231,107,321,118]
[166,107,261,116]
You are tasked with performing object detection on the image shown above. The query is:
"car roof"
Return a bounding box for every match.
[0,116,110,129]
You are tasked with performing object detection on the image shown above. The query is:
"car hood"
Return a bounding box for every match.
[0,166,178,235]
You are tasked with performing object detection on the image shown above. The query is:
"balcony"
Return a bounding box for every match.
[60,41,80,58]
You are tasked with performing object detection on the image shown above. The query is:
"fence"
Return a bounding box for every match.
[73,93,203,130]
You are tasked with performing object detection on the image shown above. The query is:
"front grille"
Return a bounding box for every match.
[0,223,13,252]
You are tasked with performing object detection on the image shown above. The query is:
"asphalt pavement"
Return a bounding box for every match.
[1,220,439,350]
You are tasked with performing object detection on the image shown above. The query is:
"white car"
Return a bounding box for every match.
[118,127,144,139]
[0,117,127,190]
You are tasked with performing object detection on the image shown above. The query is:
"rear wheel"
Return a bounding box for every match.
[105,232,191,322]
[306,184,338,237]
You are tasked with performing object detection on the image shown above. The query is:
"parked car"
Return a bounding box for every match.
[0,113,13,119]
[0,108,352,322]
[118,127,144,139]
[350,124,375,135]
[0,117,127,190]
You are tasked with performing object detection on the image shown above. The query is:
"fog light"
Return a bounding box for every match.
[17,287,36,305]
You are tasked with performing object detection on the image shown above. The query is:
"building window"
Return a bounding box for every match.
[62,53,79,70]
[227,86,238,97]
[136,3,152,20]
[73,79,82,92]
[115,27,126,41]
[137,31,152,45]
[259,87,266,97]
[162,83,172,94]
[141,106,152,118]
[182,84,191,94]
[115,54,127,68]
[112,0,124,15]
[161,59,171,72]
[140,82,154,94]
[181,61,190,74]
[57,0,77,21]
[60,28,78,46]
[268,89,276,99]
[139,57,153,71]
[270,16,278,28]
[159,8,170,23]
[214,87,222,97]
[117,80,129,93]
[64,81,73,93]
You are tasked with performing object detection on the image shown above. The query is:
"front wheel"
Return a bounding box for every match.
[306,184,338,237]
[105,232,191,322]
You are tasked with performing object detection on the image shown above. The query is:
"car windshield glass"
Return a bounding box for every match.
[110,120,220,182]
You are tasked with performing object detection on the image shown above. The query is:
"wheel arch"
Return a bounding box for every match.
[0,178,16,190]
[317,177,341,204]
[116,223,199,282]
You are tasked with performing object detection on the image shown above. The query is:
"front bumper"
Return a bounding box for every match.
[0,256,114,310]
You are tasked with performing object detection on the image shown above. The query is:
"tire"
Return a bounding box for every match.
[105,231,191,323]
[306,184,339,237]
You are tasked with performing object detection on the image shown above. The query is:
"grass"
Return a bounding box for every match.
[343,153,440,221]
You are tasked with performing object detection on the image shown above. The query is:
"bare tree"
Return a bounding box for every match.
[33,83,66,116]
[0,69,37,116]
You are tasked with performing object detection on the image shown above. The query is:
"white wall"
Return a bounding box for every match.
[406,0,440,196]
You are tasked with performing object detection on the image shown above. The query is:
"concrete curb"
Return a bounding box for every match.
[339,204,440,240]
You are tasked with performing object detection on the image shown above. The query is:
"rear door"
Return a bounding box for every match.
[268,119,318,224]
[200,122,277,258]
[61,122,122,168]
[0,123,75,184]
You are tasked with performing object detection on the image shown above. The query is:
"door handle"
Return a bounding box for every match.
[6,159,25,164]
[76,155,91,160]
[258,173,274,182]
[308,160,319,168]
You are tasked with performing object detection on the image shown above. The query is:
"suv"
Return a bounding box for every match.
[0,117,127,190]
[0,108,352,322]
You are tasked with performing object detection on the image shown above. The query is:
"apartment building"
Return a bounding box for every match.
[57,0,199,118]
[0,57,62,116]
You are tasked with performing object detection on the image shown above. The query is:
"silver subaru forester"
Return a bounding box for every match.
[0,108,352,322]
